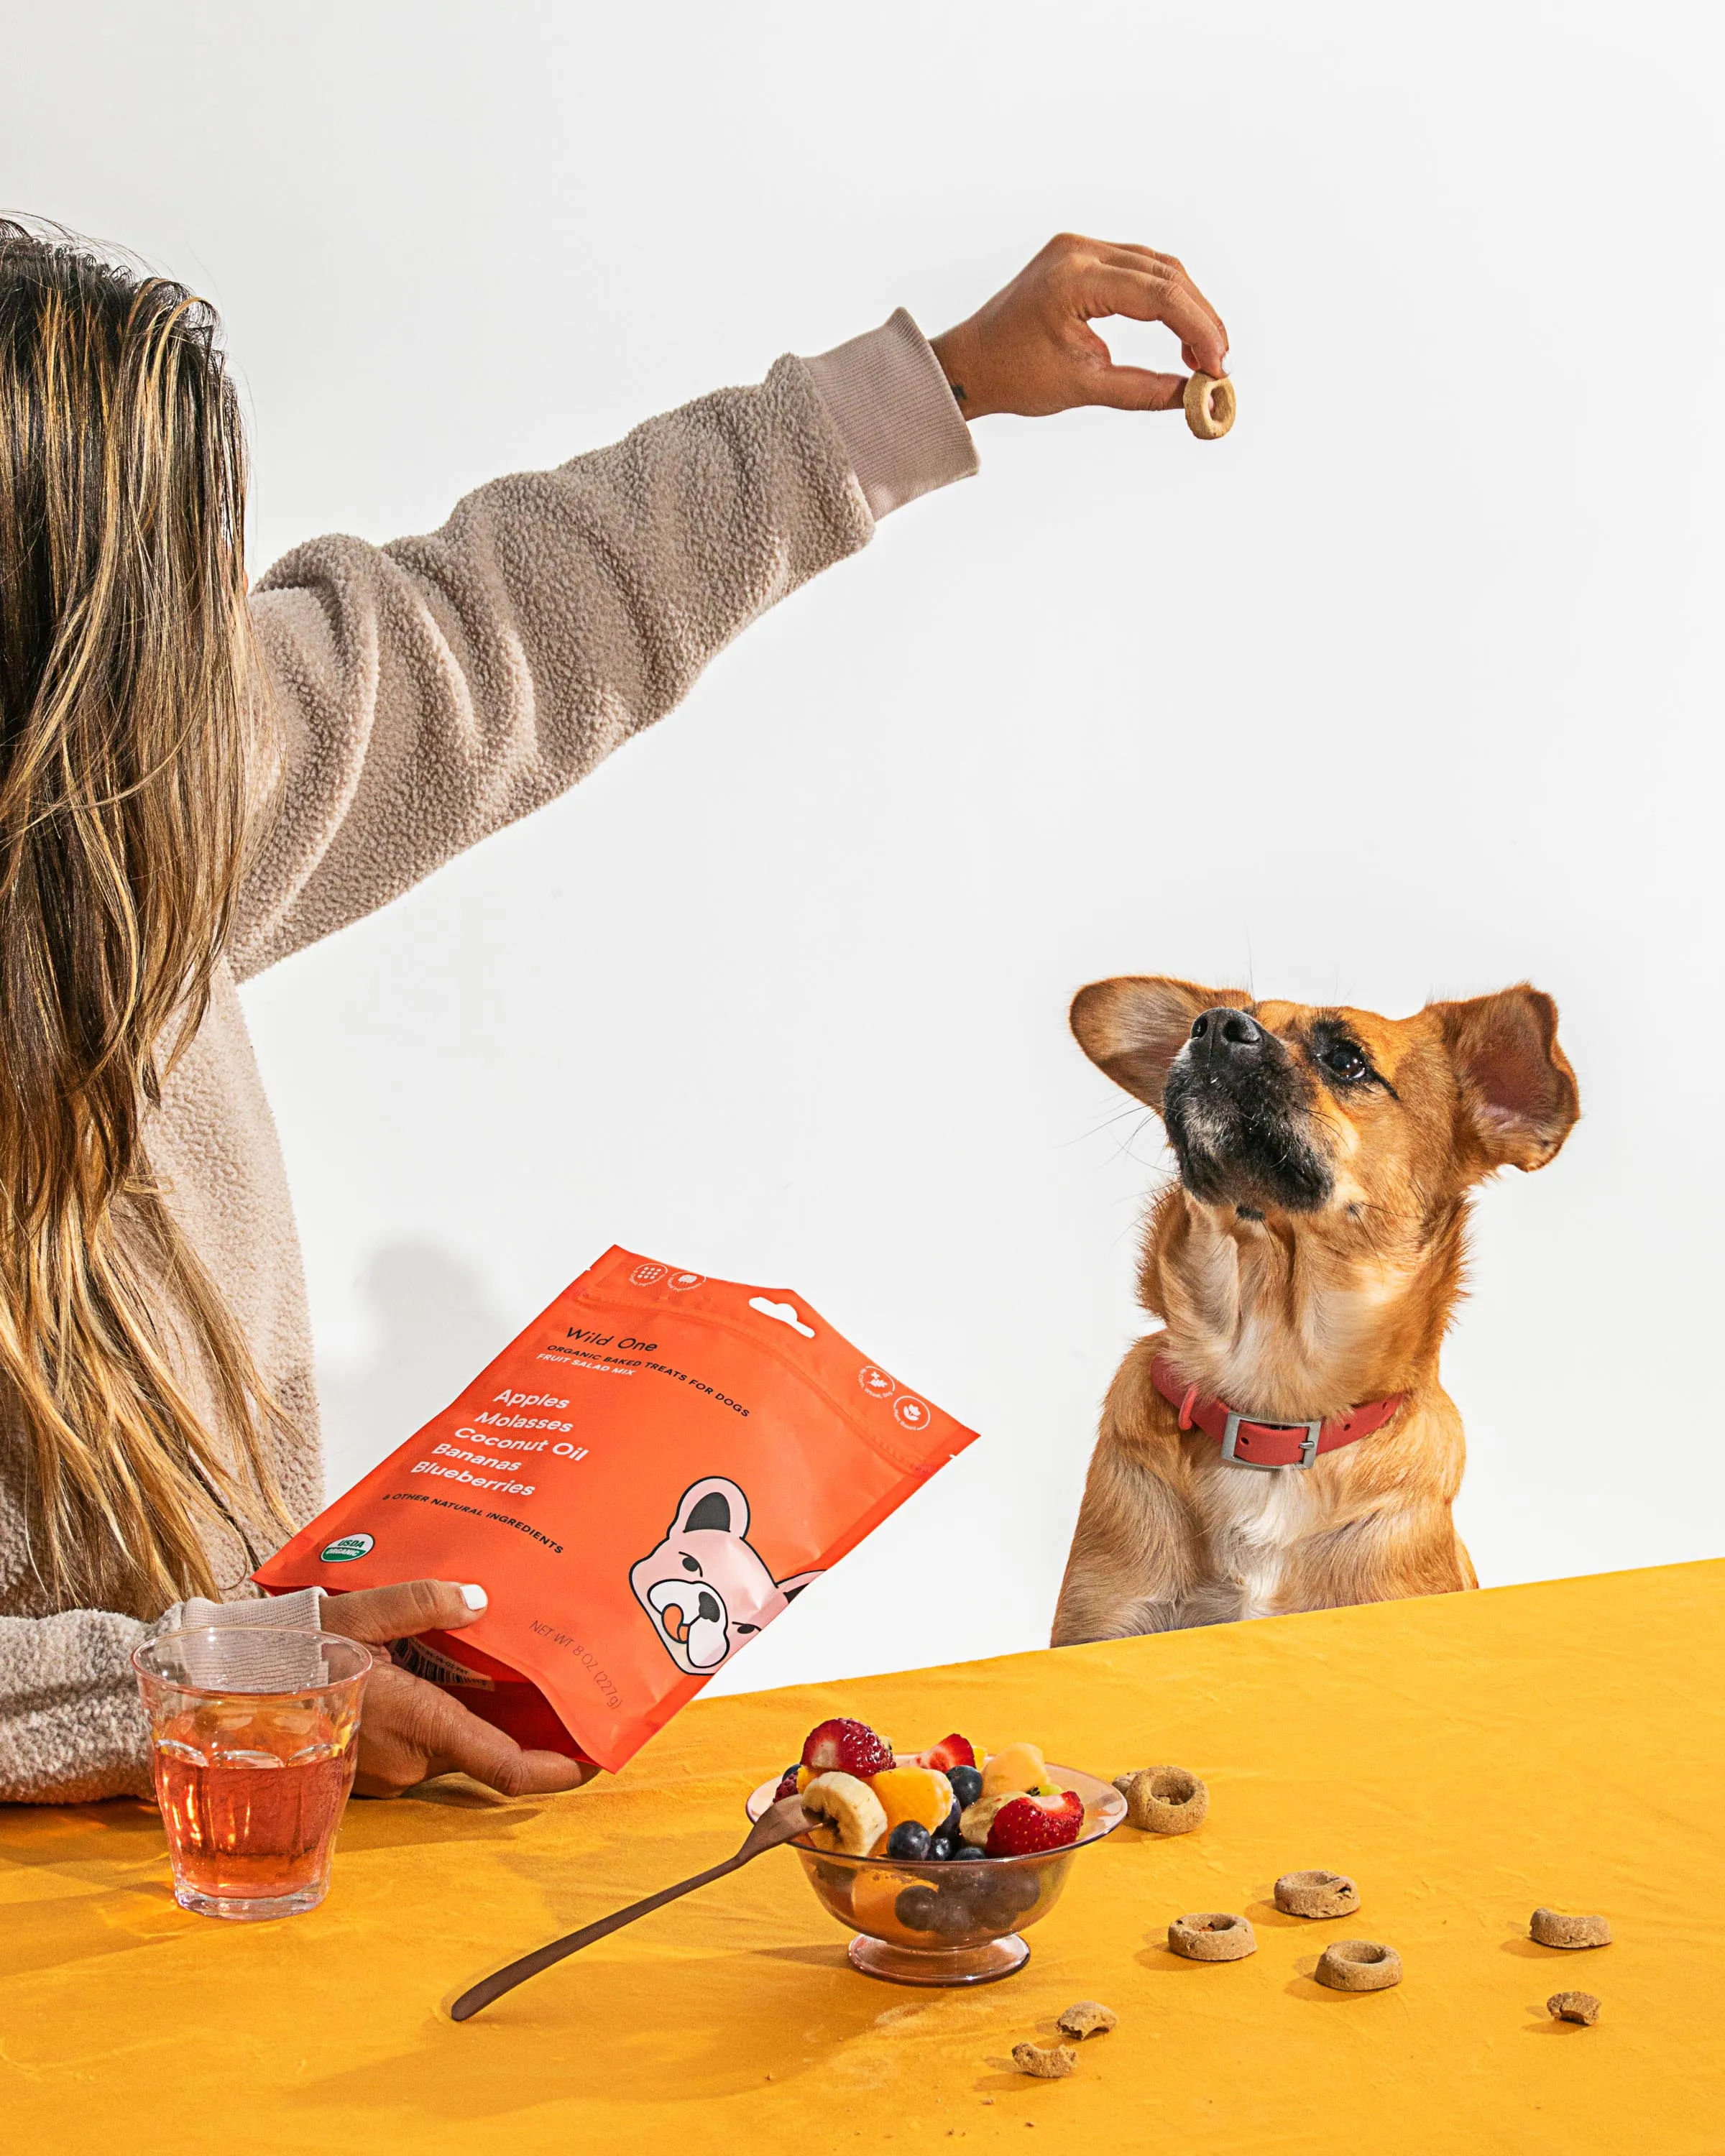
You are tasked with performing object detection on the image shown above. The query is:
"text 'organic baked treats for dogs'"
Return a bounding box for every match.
[254,1248,977,1772]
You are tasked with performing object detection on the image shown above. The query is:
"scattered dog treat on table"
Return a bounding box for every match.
[1548,1991,1602,2026]
[1168,1911,1256,1962]
[1056,2001,1117,2040]
[1530,1907,1611,1950]
[1315,1940,1402,1991]
[1113,1765,1208,1834]
[1183,370,1236,440]
[1274,1869,1360,1919]
[1012,2043,1078,2080]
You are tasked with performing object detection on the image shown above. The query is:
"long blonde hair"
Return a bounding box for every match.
[0,221,292,1616]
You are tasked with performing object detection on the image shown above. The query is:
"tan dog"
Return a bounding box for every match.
[1052,978,1578,1643]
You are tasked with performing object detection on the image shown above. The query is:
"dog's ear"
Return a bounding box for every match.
[1432,985,1579,1172]
[672,1475,750,1539]
[1070,976,1248,1109]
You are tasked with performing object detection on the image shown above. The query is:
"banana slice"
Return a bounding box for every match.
[958,1793,1017,1848]
[801,1771,888,1857]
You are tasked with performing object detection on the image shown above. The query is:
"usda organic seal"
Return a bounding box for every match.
[320,1532,374,1563]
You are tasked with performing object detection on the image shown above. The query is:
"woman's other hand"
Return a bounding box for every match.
[318,1578,595,1799]
[930,232,1229,420]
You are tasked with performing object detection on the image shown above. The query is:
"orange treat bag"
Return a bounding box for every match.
[254,1248,977,1772]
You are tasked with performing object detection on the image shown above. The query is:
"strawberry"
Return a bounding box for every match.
[916,1732,977,1774]
[984,1789,1084,1858]
[800,1717,893,1778]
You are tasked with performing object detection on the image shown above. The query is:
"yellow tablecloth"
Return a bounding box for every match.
[4,1560,1721,2154]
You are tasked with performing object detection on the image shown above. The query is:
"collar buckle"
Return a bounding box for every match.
[1220,1410,1323,1471]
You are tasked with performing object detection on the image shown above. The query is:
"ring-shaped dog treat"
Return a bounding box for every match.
[1315,1939,1402,1992]
[1531,1907,1611,1950]
[1275,1869,1360,1919]
[1168,1911,1256,1962]
[1114,1764,1209,1835]
[1183,372,1236,440]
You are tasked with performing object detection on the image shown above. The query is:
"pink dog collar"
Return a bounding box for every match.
[1150,1354,1405,1472]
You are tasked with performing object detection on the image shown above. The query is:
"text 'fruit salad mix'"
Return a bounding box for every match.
[772,1718,1085,1860]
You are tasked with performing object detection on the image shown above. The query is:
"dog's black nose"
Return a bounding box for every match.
[1190,1007,1265,1059]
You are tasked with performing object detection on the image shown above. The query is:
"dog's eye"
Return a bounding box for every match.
[681,1555,700,1573]
[1320,1041,1370,1083]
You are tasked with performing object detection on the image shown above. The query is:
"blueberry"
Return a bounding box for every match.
[998,1868,1041,1914]
[894,1883,938,1931]
[949,1843,985,1861]
[939,1799,962,1842]
[948,1764,983,1808]
[928,1890,977,1938]
[886,1821,932,1862]
[927,1835,954,1862]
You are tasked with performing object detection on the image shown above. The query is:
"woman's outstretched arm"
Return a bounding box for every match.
[231,312,972,976]
[231,236,1227,977]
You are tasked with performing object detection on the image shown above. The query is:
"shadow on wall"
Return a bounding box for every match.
[316,1243,514,1493]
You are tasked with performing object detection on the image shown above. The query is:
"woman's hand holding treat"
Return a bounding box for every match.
[318,1580,596,1798]
[930,231,1230,420]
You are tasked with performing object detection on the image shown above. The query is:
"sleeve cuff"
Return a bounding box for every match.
[155,1586,325,1634]
[801,308,980,520]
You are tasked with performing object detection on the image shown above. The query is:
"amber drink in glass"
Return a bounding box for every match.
[132,1626,372,1920]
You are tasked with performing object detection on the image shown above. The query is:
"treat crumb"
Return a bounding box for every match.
[1056,2000,1118,2040]
[1548,1990,1601,2025]
[1012,2042,1078,2080]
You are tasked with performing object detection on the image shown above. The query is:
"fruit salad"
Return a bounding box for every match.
[768,1717,1086,1863]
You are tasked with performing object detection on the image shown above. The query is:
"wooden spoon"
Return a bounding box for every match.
[449,1793,811,2021]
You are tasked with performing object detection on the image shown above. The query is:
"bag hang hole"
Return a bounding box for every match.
[749,1296,815,1340]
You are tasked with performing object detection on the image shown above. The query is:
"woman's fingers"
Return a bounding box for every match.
[932,232,1230,419]
[323,1583,594,1797]
[351,1665,593,1797]
[1082,365,1190,413]
[318,1577,488,1644]
[1077,262,1229,380]
[424,1710,593,1797]
[1096,243,1229,355]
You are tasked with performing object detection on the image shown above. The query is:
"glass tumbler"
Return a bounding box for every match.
[132,1626,373,1921]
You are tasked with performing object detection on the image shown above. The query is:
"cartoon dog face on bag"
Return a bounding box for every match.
[630,1477,819,1673]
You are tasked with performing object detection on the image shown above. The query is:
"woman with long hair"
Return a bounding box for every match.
[0,221,1226,1801]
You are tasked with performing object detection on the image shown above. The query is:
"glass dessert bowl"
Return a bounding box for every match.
[746,1759,1125,1984]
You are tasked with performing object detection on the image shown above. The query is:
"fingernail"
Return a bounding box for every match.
[461,1584,488,1611]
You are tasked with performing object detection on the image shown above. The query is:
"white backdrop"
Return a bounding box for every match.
[7,1,1721,1695]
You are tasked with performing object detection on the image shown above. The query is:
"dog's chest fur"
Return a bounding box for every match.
[1196,1460,1317,1619]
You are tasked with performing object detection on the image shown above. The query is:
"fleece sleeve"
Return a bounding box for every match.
[231,311,975,977]
[0,1587,326,1805]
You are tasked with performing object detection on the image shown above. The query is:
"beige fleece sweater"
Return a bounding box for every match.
[0,310,976,1802]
